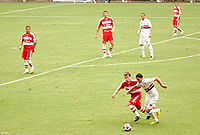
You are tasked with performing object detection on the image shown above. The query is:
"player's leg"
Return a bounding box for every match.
[139,37,145,58]
[176,19,184,35]
[128,95,141,121]
[147,94,160,124]
[149,95,161,119]
[108,40,114,58]
[128,102,141,121]
[135,98,148,120]
[102,42,107,59]
[144,94,151,119]
[22,48,29,74]
[172,18,178,37]
[146,37,154,59]
[26,49,34,74]
[108,32,114,58]
[102,33,108,59]
[173,25,177,37]
[23,59,29,74]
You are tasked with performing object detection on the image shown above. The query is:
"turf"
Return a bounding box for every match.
[0,2,200,135]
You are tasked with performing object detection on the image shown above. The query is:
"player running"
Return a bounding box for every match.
[95,11,114,59]
[127,73,168,125]
[112,72,147,122]
[173,1,184,37]
[137,13,154,59]
[19,26,37,74]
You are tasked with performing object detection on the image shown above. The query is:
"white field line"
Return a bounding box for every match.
[0,4,67,15]
[0,31,199,86]
[72,54,200,68]
[184,37,200,41]
[0,15,199,20]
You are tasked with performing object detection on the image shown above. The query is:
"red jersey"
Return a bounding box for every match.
[118,79,141,94]
[174,6,181,18]
[98,17,114,33]
[20,32,37,47]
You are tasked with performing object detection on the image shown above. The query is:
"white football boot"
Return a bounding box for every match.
[23,70,29,74]
[30,68,34,74]
[181,31,184,36]
[102,54,107,59]
[108,51,112,58]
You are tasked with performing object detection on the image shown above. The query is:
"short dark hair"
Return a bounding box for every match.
[174,0,178,3]
[124,72,131,77]
[103,11,108,13]
[26,25,31,29]
[141,13,146,16]
[136,73,143,78]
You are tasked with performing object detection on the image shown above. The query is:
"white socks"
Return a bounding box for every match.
[27,60,34,69]
[141,45,154,57]
[109,45,113,52]
[174,28,177,35]
[24,60,28,71]
[129,105,140,117]
[102,44,106,55]
[140,46,145,57]
[149,112,158,121]
[177,26,183,32]
[148,44,154,57]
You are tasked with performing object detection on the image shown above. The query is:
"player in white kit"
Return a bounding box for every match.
[137,13,154,59]
[127,73,168,125]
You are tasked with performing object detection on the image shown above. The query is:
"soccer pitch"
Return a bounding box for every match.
[0,2,200,135]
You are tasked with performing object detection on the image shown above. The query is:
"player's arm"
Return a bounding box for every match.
[95,27,100,39]
[137,28,141,35]
[155,77,168,88]
[127,85,138,94]
[19,37,23,50]
[95,20,102,40]
[149,27,152,38]
[112,87,121,99]
[149,20,152,38]
[32,34,37,52]
[137,22,141,35]
[111,19,115,33]
[112,82,124,99]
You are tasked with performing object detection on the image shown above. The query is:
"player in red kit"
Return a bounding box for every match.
[112,72,147,122]
[95,11,114,59]
[172,1,184,37]
[19,26,37,74]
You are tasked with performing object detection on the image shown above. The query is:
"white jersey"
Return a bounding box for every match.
[140,18,152,37]
[135,78,158,96]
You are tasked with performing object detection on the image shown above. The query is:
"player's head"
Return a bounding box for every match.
[174,1,178,7]
[141,13,146,20]
[136,73,143,83]
[124,72,131,82]
[103,11,108,18]
[25,26,31,34]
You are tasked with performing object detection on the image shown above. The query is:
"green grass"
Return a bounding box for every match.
[0,3,200,135]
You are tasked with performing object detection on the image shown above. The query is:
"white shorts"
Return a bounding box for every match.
[144,88,159,109]
[139,35,151,45]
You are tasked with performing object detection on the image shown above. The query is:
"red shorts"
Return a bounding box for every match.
[22,46,34,59]
[103,32,114,42]
[129,92,142,110]
[173,17,180,26]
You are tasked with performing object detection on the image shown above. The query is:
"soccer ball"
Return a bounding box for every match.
[123,123,132,131]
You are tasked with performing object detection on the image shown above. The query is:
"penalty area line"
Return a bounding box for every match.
[72,54,200,68]
[0,4,68,15]
[0,31,199,86]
